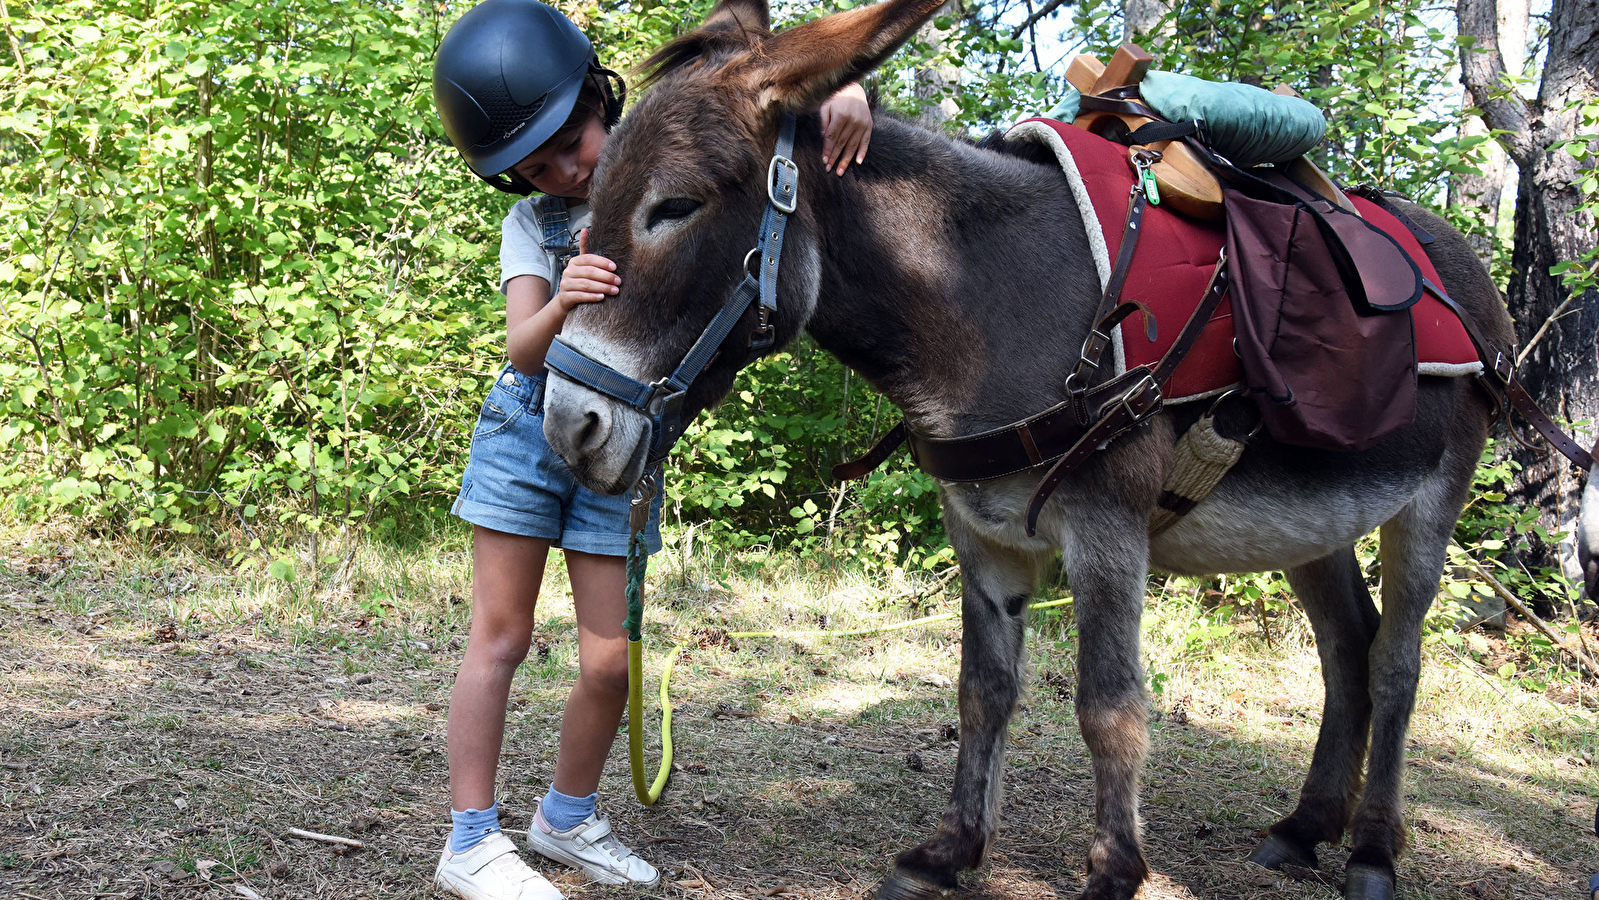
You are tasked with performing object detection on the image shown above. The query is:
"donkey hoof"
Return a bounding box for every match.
[1343,863,1396,900]
[1247,833,1317,871]
[875,871,952,900]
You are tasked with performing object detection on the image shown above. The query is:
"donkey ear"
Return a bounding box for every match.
[699,0,770,36]
[736,0,947,112]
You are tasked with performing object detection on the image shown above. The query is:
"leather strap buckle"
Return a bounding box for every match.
[1078,329,1111,369]
[1120,371,1163,422]
[1490,350,1514,385]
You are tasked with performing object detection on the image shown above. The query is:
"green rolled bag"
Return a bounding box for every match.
[1045,69,1326,167]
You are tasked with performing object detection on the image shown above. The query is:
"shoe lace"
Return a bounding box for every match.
[590,818,634,863]
[489,850,541,883]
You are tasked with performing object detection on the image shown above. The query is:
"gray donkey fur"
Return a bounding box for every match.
[1581,474,1598,602]
[539,1,1516,897]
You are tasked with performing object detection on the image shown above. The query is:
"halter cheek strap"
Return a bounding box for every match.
[544,113,800,470]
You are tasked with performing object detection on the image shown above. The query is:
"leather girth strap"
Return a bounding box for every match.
[832,251,1231,537]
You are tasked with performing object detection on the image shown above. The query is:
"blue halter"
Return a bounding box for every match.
[543,113,800,471]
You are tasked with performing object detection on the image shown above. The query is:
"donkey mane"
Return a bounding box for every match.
[636,30,755,90]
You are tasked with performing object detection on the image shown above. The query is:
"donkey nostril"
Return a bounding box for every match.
[576,406,610,454]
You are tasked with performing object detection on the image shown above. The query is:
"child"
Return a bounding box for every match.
[430,1,873,897]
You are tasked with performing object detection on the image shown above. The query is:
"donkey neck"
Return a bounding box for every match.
[796,115,1102,437]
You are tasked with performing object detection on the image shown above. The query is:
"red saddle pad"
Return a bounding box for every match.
[1010,118,1479,402]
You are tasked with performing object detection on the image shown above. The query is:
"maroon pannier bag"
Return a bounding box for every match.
[1218,165,1424,452]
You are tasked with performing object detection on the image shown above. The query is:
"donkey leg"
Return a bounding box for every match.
[1343,454,1478,900]
[1071,539,1155,900]
[881,518,1045,900]
[1250,546,1381,871]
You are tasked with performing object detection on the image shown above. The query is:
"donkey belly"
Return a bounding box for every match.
[1148,468,1422,575]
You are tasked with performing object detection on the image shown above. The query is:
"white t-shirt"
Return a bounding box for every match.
[498,196,592,295]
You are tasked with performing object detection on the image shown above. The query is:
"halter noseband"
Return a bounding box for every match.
[543,113,800,472]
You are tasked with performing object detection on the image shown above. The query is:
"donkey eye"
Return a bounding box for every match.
[646,198,702,231]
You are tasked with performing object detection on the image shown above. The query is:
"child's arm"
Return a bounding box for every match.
[820,82,872,176]
[505,230,619,373]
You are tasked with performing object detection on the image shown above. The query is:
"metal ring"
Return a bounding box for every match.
[743,247,761,277]
[1205,387,1263,440]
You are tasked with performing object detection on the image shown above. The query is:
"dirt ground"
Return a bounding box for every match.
[3,545,1597,900]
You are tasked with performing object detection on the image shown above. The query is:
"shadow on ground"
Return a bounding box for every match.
[1,572,1596,900]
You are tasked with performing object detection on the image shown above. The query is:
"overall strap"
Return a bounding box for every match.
[534,194,580,273]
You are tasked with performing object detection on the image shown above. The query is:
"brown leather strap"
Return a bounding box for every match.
[1024,260,1231,535]
[1024,373,1163,535]
[902,371,1149,483]
[1070,182,1151,423]
[831,422,907,481]
[1425,279,1595,473]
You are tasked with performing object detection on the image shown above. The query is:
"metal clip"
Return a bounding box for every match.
[630,472,657,534]
[768,155,799,214]
[750,305,774,351]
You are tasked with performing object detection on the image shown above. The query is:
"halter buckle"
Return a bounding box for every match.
[768,154,799,214]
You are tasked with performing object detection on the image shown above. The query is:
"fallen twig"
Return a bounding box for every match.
[285,827,364,849]
[1453,543,1599,680]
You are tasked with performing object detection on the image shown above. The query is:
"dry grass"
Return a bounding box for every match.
[1,525,1596,900]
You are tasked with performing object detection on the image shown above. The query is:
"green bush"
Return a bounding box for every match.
[0,0,1525,581]
[0,0,502,555]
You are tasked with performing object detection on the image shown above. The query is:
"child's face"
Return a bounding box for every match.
[510,114,607,200]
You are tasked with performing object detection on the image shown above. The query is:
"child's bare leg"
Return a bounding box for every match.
[551,548,629,796]
[447,526,550,811]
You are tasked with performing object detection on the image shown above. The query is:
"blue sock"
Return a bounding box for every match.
[449,802,501,854]
[540,786,597,831]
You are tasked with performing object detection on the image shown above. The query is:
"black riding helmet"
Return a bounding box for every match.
[433,0,623,194]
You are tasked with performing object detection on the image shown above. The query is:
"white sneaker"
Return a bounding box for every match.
[435,832,565,900]
[527,805,660,887]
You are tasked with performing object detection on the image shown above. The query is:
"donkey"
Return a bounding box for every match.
[539,1,1515,897]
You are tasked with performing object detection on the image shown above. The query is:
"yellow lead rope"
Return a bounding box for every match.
[624,594,1075,806]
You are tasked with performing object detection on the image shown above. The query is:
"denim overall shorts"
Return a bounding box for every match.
[452,364,663,556]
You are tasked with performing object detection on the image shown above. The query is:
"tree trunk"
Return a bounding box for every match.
[913,1,961,128]
[1459,0,1599,586]
[1124,0,1172,40]
[1447,0,1524,263]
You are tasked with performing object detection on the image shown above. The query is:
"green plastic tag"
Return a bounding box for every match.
[1141,168,1161,205]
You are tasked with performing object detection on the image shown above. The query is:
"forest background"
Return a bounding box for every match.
[0,0,1595,600]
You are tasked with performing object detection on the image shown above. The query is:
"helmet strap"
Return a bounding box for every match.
[593,62,627,128]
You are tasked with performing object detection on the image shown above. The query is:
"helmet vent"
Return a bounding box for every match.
[472,80,548,148]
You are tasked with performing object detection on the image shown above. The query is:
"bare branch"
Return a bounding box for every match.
[1010,0,1071,39]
